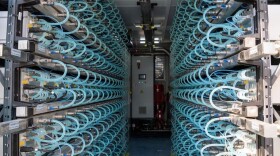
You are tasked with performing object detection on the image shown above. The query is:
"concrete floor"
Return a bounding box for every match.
[128,137,171,156]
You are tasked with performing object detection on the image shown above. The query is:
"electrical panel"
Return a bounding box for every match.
[131,56,154,118]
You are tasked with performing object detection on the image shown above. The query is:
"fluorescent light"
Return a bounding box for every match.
[154,41,160,44]
[154,24,161,28]
[154,37,159,41]
[140,37,145,41]
[140,41,145,44]
[135,24,142,28]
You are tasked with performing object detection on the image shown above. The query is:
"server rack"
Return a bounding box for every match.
[169,0,280,155]
[0,0,279,156]
[0,0,130,155]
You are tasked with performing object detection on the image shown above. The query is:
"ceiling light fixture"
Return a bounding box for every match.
[154,41,160,44]
[153,24,161,28]
[140,41,145,44]
[135,24,143,28]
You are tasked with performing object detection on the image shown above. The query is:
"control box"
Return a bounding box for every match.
[131,56,154,118]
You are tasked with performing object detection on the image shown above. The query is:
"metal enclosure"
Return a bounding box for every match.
[155,55,170,120]
[268,5,280,41]
[0,12,7,44]
[132,56,154,118]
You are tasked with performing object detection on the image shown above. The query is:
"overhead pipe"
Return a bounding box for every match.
[154,47,170,56]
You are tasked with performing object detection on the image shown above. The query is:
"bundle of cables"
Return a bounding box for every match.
[29,0,129,78]
[22,101,128,156]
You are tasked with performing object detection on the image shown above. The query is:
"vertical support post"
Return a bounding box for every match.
[3,0,16,156]
[257,0,273,155]
[260,58,273,156]
[3,61,13,156]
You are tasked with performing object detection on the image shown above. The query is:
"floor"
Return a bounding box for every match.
[128,137,171,156]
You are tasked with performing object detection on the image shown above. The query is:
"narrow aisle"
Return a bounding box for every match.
[129,137,171,156]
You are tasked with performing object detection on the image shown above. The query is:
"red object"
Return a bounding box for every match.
[154,84,165,129]
[155,84,165,104]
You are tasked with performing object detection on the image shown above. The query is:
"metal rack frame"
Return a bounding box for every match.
[0,0,130,156]
[169,0,277,155]
[254,0,274,155]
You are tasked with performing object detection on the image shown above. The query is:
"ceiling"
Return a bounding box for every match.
[115,0,177,53]
[0,0,176,53]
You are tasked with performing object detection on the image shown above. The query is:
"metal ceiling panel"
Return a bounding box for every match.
[115,0,176,49]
